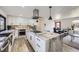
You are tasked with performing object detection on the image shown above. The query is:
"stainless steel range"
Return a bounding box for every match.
[18,29,26,36]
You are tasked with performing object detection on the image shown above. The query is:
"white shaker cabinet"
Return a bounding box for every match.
[34,36,49,52]
[26,32,36,50]
[26,32,50,52]
[29,34,36,50]
[26,31,62,52]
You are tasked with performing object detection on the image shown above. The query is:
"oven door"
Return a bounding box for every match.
[18,29,26,36]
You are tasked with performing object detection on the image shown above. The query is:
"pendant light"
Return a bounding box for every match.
[32,8,39,19]
[48,6,52,20]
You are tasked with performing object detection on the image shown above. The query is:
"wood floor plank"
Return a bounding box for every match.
[11,36,34,52]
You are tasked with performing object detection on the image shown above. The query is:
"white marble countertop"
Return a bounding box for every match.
[0,30,14,34]
[27,31,60,40]
[36,32,60,40]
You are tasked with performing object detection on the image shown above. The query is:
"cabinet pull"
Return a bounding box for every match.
[37,44,40,48]
[37,38,40,41]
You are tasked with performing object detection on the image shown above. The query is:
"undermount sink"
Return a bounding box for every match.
[0,33,11,37]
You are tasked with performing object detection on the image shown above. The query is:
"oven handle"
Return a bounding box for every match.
[1,40,10,51]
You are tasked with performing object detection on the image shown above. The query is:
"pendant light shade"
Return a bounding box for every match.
[48,16,52,20]
[32,8,39,19]
[48,6,52,20]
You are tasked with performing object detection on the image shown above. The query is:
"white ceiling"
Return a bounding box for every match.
[0,6,79,19]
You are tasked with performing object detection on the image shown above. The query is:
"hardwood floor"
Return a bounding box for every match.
[63,35,79,52]
[63,44,79,52]
[11,36,34,52]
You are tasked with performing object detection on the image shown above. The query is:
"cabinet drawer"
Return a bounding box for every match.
[36,42,46,52]
[36,43,41,52]
[35,37,44,44]
[36,38,41,41]
[35,40,46,52]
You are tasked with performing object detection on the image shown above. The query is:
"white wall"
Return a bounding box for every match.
[60,20,73,29]
[60,8,79,29]
[69,8,79,17]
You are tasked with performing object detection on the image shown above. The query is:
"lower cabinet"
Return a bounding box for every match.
[26,32,49,52]
[35,36,46,52]
[26,32,62,52]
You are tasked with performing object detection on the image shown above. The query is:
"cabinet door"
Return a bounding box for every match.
[29,34,36,51]
[35,36,46,52]
[34,36,41,52]
[36,43,41,52]
[15,30,18,38]
[31,34,36,50]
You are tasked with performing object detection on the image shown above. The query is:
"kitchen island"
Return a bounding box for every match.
[26,30,68,52]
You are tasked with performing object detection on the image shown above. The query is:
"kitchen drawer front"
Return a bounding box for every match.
[36,43,42,52]
[35,37,46,52]
[36,38,44,48]
[35,36,44,45]
[35,42,46,52]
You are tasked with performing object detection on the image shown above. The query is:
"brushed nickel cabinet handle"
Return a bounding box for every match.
[37,38,40,41]
[37,44,40,48]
